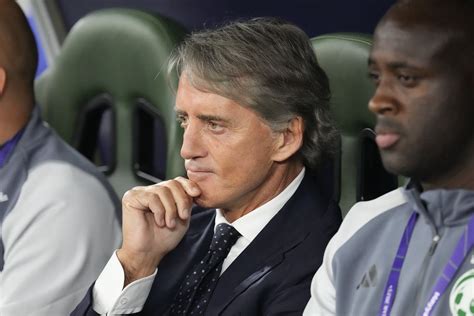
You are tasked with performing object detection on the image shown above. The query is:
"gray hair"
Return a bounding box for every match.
[168,17,339,170]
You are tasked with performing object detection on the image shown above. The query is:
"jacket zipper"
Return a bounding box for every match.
[411,233,441,313]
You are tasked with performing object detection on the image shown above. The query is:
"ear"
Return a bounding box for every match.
[0,67,6,95]
[271,116,304,162]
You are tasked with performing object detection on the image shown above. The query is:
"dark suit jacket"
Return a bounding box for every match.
[72,173,341,315]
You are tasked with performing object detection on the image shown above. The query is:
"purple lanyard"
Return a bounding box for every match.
[0,131,23,168]
[379,213,474,316]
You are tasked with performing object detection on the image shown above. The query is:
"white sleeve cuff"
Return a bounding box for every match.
[92,251,157,315]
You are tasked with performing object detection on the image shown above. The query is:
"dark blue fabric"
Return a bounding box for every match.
[72,172,342,315]
[169,224,240,315]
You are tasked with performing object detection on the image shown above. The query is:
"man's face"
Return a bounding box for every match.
[175,74,281,211]
[368,19,474,185]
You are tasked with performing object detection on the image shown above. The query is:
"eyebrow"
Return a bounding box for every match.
[368,59,417,70]
[196,114,230,123]
[174,109,231,123]
[175,109,186,116]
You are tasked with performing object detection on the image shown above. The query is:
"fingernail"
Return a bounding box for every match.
[169,218,176,228]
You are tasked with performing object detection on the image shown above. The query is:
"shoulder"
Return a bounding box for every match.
[343,188,406,234]
[328,187,407,258]
[4,160,121,256]
[19,124,119,205]
[288,173,342,234]
[3,160,122,262]
[23,122,114,190]
[302,188,408,315]
[19,161,117,218]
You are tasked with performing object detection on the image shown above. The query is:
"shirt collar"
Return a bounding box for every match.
[214,167,305,244]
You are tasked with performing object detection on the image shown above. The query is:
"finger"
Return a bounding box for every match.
[122,187,150,212]
[174,176,201,197]
[123,188,166,227]
[147,193,166,227]
[155,186,179,229]
[164,180,194,220]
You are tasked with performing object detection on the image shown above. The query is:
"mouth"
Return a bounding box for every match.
[185,166,213,181]
[374,118,403,150]
[375,130,400,150]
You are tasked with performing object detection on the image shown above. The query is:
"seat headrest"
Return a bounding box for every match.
[36,8,186,143]
[311,33,375,136]
[35,9,187,195]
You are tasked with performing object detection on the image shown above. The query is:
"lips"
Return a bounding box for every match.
[186,170,213,183]
[374,118,403,150]
[185,163,213,180]
[375,133,400,149]
[184,164,212,174]
[186,167,210,173]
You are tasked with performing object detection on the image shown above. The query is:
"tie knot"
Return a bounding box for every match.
[210,223,240,252]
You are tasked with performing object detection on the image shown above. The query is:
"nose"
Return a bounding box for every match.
[180,122,206,160]
[368,83,399,116]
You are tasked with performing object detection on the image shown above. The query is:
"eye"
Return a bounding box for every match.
[207,121,224,133]
[397,74,419,87]
[368,71,380,85]
[176,115,188,129]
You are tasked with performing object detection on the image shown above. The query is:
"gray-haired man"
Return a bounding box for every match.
[73,18,341,315]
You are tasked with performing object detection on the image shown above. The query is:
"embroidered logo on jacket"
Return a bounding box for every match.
[0,192,8,203]
[449,269,474,316]
[357,264,378,289]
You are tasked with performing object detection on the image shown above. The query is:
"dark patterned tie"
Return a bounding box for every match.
[169,223,241,315]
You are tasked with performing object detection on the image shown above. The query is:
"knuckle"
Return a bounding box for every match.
[122,188,137,202]
[130,185,145,191]
[123,186,146,199]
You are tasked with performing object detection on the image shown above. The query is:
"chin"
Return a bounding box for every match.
[194,188,215,208]
[381,154,415,178]
[194,191,233,211]
[193,192,218,209]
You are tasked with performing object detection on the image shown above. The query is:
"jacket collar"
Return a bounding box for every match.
[404,180,474,228]
[205,172,324,314]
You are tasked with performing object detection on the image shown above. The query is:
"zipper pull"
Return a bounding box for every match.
[428,235,440,255]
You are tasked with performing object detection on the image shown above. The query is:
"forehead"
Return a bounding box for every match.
[175,74,259,120]
[370,19,452,68]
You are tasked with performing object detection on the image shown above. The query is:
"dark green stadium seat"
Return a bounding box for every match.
[311,33,399,217]
[35,8,187,197]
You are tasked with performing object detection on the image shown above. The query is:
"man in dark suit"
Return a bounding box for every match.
[73,17,341,315]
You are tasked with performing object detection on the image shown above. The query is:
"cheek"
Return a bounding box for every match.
[212,127,274,163]
[217,140,272,176]
[194,136,275,208]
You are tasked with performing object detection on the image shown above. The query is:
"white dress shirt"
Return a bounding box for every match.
[93,168,305,315]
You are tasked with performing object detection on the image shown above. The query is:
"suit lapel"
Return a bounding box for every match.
[206,174,318,314]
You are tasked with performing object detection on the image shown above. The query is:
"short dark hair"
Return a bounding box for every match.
[385,0,474,72]
[168,17,339,170]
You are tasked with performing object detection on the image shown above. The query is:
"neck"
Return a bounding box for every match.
[421,151,474,191]
[0,92,33,145]
[222,161,304,223]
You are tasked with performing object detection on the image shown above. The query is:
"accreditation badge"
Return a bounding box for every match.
[449,268,474,316]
